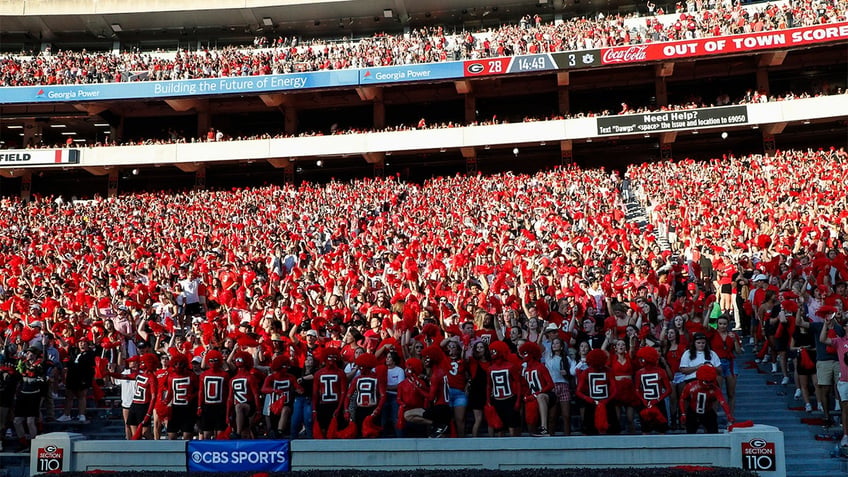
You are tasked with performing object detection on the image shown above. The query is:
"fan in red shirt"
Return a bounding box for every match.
[312,348,347,437]
[635,346,671,434]
[111,353,158,440]
[261,355,301,438]
[198,350,229,440]
[486,341,522,436]
[443,340,469,437]
[227,351,262,439]
[344,352,386,431]
[519,342,555,436]
[397,358,429,436]
[421,345,452,438]
[680,364,734,434]
[164,353,199,440]
[576,349,617,435]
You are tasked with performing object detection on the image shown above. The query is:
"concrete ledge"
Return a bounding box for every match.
[29,425,786,477]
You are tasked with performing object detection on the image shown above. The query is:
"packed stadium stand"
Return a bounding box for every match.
[0,0,847,475]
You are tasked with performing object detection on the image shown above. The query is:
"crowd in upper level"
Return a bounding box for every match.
[1,0,845,87]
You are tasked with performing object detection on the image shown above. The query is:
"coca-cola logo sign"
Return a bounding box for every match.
[601,45,648,64]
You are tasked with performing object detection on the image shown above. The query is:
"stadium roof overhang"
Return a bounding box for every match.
[1,0,634,44]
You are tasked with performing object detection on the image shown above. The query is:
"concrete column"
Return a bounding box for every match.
[560,140,573,166]
[373,158,385,178]
[756,67,770,96]
[197,111,211,139]
[558,88,570,117]
[655,76,668,107]
[284,106,298,135]
[464,94,476,124]
[762,133,776,156]
[107,170,118,197]
[194,165,206,190]
[20,170,32,202]
[22,119,38,148]
[373,98,385,130]
[283,161,295,184]
[466,154,477,175]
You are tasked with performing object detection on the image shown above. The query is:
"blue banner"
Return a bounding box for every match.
[187,440,290,473]
[0,69,359,105]
[359,62,464,84]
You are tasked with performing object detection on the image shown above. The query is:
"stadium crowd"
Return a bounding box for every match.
[0,148,847,449]
[19,86,843,150]
[1,0,846,86]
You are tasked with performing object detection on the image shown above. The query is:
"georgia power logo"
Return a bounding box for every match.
[37,88,45,98]
[191,451,203,464]
[466,63,485,74]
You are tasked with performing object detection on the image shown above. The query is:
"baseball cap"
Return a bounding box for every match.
[544,323,559,333]
[305,329,319,338]
[753,274,768,282]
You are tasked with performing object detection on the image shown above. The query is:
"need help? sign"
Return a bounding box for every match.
[187,440,290,472]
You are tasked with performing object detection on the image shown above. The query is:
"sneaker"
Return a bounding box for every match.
[532,427,550,437]
[806,403,813,412]
[794,389,802,400]
[841,435,848,447]
[748,337,755,345]
[56,415,72,422]
[817,403,824,413]
[754,358,761,364]
[763,355,770,364]
[78,415,87,423]
[781,376,790,385]
[771,363,778,374]
[428,425,448,438]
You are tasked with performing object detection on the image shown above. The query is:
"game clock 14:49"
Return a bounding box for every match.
[507,54,556,73]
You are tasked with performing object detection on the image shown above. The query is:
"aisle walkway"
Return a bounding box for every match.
[733,345,847,476]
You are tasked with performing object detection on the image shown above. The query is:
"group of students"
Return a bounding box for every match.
[101,304,741,441]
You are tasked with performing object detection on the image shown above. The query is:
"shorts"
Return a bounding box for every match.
[127,402,150,427]
[816,360,840,386]
[719,358,737,377]
[553,382,571,402]
[423,404,452,427]
[449,388,468,408]
[720,284,732,294]
[492,396,520,430]
[772,333,790,352]
[795,349,817,376]
[167,405,197,434]
[14,392,40,417]
[542,390,559,406]
[199,404,227,432]
[315,402,338,430]
[837,381,848,402]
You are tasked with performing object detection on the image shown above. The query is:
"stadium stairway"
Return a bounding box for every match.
[733,345,848,476]
[0,386,126,477]
[620,181,671,252]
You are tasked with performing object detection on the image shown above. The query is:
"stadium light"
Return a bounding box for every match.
[721,132,728,139]
[383,9,393,18]
[111,23,122,32]
[262,17,273,27]
[6,125,23,129]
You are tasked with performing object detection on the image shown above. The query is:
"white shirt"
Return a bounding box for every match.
[385,366,405,394]
[679,349,721,381]
[119,369,139,408]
